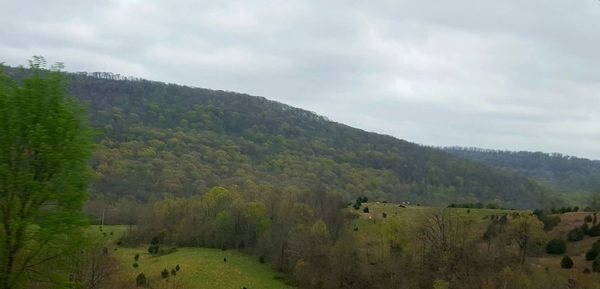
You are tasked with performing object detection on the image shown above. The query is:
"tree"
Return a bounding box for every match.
[136,273,147,287]
[546,239,566,255]
[0,58,94,289]
[560,256,573,269]
[507,214,545,264]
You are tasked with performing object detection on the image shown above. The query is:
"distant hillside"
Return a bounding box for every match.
[444,147,600,193]
[3,67,563,208]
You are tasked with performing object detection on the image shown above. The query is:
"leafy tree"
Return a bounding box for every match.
[545,239,566,255]
[0,59,94,289]
[560,256,573,269]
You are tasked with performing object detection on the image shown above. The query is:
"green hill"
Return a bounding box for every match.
[3,67,564,208]
[444,147,600,193]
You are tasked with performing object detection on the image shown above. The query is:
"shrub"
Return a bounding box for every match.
[561,256,574,269]
[567,227,584,242]
[581,223,590,234]
[148,244,159,255]
[363,207,369,213]
[546,239,567,255]
[585,249,598,261]
[593,257,600,272]
[134,254,140,261]
[382,212,387,218]
[171,269,177,276]
[133,262,139,268]
[161,269,169,279]
[585,215,593,223]
[136,273,147,287]
[588,224,600,237]
[583,268,591,274]
[259,256,265,264]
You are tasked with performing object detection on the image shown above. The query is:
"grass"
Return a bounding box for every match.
[92,225,295,289]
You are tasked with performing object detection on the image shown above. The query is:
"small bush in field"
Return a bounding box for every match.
[133,262,139,268]
[136,273,147,287]
[560,256,573,269]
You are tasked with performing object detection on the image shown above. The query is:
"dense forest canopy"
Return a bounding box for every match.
[4,67,563,209]
[444,147,600,193]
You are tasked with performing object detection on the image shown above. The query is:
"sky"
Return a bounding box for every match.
[2,0,600,158]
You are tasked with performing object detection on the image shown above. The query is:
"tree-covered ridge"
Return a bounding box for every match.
[4,67,562,208]
[444,147,600,193]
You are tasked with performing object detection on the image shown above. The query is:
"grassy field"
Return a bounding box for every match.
[91,226,295,289]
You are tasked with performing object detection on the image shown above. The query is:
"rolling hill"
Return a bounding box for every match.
[444,147,600,193]
[2,67,564,208]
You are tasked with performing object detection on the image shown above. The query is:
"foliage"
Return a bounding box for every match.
[136,273,147,287]
[0,59,94,289]
[567,227,585,242]
[545,239,566,255]
[560,256,573,269]
[445,146,600,193]
[2,66,564,209]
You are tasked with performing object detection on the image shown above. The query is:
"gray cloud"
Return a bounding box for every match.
[2,0,600,158]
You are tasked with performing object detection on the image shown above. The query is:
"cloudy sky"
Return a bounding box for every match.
[2,0,600,158]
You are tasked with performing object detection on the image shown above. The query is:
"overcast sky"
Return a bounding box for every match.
[2,0,600,158]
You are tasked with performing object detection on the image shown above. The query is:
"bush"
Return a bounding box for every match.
[134,254,140,261]
[161,269,170,279]
[581,223,590,234]
[176,264,181,271]
[136,273,147,287]
[586,249,599,261]
[133,262,139,268]
[171,269,177,276]
[545,239,567,255]
[593,257,600,273]
[259,256,265,264]
[363,207,369,213]
[588,224,600,237]
[561,256,574,269]
[585,215,593,223]
[148,244,159,255]
[567,227,584,242]
[382,212,387,218]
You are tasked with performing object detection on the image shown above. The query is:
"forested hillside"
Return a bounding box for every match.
[4,67,562,208]
[444,147,600,193]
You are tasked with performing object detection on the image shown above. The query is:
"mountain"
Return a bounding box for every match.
[444,147,600,193]
[3,67,564,208]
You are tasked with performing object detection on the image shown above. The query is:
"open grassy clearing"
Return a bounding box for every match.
[92,225,295,289]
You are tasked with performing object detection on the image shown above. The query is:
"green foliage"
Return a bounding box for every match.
[560,256,573,269]
[593,257,600,273]
[545,239,566,255]
[133,262,139,268]
[585,215,593,223]
[588,224,600,237]
[1,66,563,209]
[445,147,600,193]
[135,273,147,287]
[0,59,94,289]
[567,227,584,242]
[161,269,169,279]
[363,207,369,213]
[585,249,598,261]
